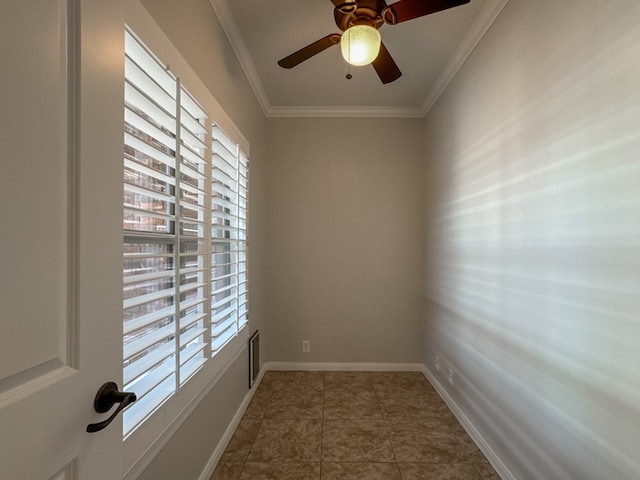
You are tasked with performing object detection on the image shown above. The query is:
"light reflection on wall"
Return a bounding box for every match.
[423,1,640,479]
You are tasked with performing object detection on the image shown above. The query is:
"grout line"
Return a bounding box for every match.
[319,372,325,479]
[373,377,400,470]
[241,373,277,475]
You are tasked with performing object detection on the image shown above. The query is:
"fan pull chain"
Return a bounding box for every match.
[345,29,352,80]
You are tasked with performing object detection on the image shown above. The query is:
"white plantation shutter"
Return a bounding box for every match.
[177,87,209,384]
[211,125,249,356]
[123,29,248,438]
[123,30,210,435]
[237,151,249,330]
[123,30,178,434]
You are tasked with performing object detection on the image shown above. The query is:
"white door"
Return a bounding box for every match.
[0,0,125,479]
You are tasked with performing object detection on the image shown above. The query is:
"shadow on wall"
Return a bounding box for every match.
[422,1,640,478]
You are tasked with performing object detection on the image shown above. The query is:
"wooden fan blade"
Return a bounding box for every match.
[384,0,470,25]
[278,34,341,69]
[372,41,402,84]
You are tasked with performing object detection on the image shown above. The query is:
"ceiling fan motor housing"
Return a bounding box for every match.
[334,0,387,31]
[279,0,472,83]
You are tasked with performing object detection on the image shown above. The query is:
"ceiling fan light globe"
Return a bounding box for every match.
[340,25,381,66]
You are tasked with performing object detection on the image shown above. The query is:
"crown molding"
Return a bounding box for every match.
[266,105,424,118]
[209,0,271,116]
[419,0,510,116]
[211,0,509,119]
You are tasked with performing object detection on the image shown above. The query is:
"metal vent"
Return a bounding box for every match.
[249,330,259,387]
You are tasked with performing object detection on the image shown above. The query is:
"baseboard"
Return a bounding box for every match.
[420,365,517,480]
[197,366,267,480]
[265,361,425,372]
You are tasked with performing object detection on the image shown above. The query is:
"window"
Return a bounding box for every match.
[211,126,249,355]
[122,29,248,437]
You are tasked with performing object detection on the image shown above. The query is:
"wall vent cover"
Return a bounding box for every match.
[249,330,259,387]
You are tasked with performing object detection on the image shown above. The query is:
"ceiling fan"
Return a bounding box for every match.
[277,0,471,84]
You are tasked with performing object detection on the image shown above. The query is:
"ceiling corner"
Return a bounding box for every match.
[209,0,273,116]
[419,0,510,117]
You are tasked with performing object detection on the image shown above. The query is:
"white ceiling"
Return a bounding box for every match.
[210,0,508,117]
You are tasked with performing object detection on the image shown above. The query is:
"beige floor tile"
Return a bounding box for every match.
[375,382,441,405]
[322,419,395,462]
[455,433,489,463]
[377,390,443,420]
[259,371,283,392]
[438,400,456,416]
[270,383,324,402]
[248,419,322,462]
[264,394,324,420]
[221,418,262,462]
[388,420,463,463]
[475,462,501,480]
[244,386,274,420]
[398,463,481,480]
[270,375,325,411]
[258,376,280,394]
[275,371,325,390]
[324,383,376,399]
[261,370,281,379]
[210,462,243,480]
[323,389,382,420]
[239,462,321,480]
[321,462,402,479]
[324,372,376,390]
[440,410,466,433]
[371,372,435,392]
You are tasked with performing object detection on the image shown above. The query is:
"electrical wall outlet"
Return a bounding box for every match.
[434,355,440,371]
[302,340,310,353]
[448,368,454,387]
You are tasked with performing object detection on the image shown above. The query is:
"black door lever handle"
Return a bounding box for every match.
[86,381,137,433]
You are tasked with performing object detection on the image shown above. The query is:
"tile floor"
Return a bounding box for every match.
[211,371,501,480]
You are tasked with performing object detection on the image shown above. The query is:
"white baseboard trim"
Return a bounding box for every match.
[197,366,267,480]
[420,365,516,480]
[265,361,425,372]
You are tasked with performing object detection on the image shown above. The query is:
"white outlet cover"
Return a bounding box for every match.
[448,368,454,386]
[434,355,440,370]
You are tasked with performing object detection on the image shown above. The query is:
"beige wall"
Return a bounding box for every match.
[137,0,267,478]
[422,0,640,478]
[266,117,425,363]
